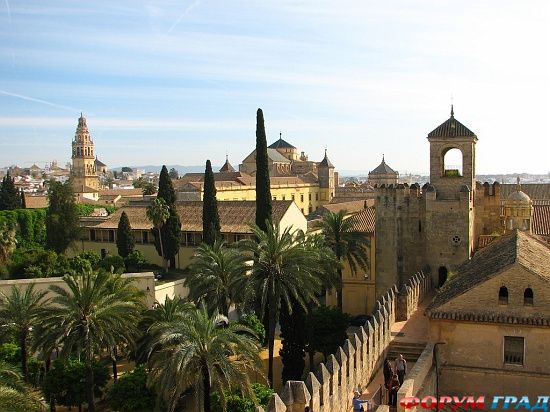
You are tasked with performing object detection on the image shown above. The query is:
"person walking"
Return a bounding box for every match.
[353,390,371,411]
[395,354,407,385]
[387,373,400,406]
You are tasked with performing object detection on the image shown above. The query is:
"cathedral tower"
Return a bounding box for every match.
[71,114,99,191]
[318,149,335,202]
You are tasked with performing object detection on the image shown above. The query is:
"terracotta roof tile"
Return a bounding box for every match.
[501,184,550,201]
[23,194,48,209]
[428,109,476,138]
[348,207,376,233]
[427,231,550,314]
[533,205,550,236]
[87,200,293,233]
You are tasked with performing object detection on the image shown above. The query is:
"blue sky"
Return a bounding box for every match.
[0,1,548,174]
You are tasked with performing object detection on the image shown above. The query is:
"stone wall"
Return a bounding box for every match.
[258,279,431,412]
[396,271,432,321]
[154,278,189,303]
[396,343,436,412]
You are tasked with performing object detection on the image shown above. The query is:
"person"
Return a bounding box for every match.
[353,390,371,411]
[395,354,407,385]
[387,373,400,407]
[383,359,393,387]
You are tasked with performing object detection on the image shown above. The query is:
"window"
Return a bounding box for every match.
[143,231,149,244]
[300,194,304,203]
[308,193,311,201]
[315,193,319,201]
[291,194,295,201]
[523,219,530,230]
[282,195,286,200]
[273,196,277,201]
[90,229,96,241]
[504,336,524,365]
[499,286,508,305]
[524,288,534,306]
[109,230,115,242]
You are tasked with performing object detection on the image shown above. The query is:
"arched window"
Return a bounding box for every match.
[443,148,463,177]
[524,288,533,306]
[499,286,508,305]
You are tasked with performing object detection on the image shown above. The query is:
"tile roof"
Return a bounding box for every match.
[370,156,397,175]
[321,200,373,215]
[267,148,292,163]
[347,207,376,233]
[268,137,296,149]
[501,184,550,201]
[533,204,550,236]
[219,158,235,172]
[318,151,334,168]
[86,200,293,233]
[427,231,550,315]
[99,188,144,197]
[23,194,48,209]
[428,107,476,138]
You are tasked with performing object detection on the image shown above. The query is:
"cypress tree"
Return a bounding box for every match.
[157,165,176,206]
[0,171,22,210]
[255,108,272,231]
[153,207,181,269]
[45,180,80,253]
[279,301,306,383]
[116,211,135,258]
[202,160,220,246]
[154,165,180,268]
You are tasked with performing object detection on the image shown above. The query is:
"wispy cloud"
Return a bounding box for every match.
[0,90,80,113]
[167,0,203,33]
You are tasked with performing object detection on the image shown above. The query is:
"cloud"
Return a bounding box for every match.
[0,90,81,113]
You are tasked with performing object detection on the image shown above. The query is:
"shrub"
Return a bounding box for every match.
[124,250,147,272]
[211,383,273,412]
[0,342,21,364]
[98,255,125,273]
[108,366,156,412]
[236,314,265,344]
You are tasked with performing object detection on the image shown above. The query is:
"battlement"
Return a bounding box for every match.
[260,272,433,412]
[374,182,423,199]
[476,181,501,197]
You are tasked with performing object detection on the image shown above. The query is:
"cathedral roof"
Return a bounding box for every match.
[268,136,296,149]
[428,106,476,138]
[94,158,106,167]
[427,231,550,315]
[318,150,334,168]
[219,156,235,172]
[370,156,397,175]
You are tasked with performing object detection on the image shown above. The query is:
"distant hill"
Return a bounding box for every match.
[111,165,221,174]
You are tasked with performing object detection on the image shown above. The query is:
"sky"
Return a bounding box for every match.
[0,1,549,175]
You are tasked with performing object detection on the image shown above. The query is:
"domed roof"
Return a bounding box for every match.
[506,190,531,205]
[506,177,532,205]
[370,155,397,175]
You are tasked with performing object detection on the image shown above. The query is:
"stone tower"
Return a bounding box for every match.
[424,106,477,286]
[318,149,335,202]
[71,114,99,190]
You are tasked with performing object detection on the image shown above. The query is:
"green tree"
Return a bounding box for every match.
[121,167,133,173]
[239,223,322,387]
[211,383,273,412]
[0,171,22,210]
[42,358,109,410]
[116,211,135,258]
[168,167,179,179]
[305,305,349,366]
[0,360,46,412]
[124,250,147,272]
[135,295,192,365]
[202,160,221,246]
[146,198,170,272]
[186,240,247,317]
[133,178,157,195]
[279,301,306,382]
[153,207,181,270]
[147,304,263,412]
[236,314,265,344]
[315,210,370,310]
[108,365,157,412]
[38,269,144,412]
[254,109,272,231]
[0,284,47,382]
[157,165,176,206]
[0,222,17,265]
[45,180,80,253]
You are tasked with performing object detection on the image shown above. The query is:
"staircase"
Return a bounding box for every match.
[387,341,427,362]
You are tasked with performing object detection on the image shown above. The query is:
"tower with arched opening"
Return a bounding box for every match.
[71,114,100,192]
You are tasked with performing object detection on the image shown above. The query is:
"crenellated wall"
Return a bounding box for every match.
[396,271,432,321]
[258,278,432,412]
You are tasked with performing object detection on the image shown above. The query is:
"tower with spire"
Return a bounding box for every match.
[71,114,100,192]
[318,148,335,201]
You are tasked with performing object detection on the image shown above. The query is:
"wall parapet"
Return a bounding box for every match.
[260,286,398,412]
[397,343,435,412]
[396,271,432,321]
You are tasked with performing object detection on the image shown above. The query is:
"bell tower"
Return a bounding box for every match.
[427,106,477,199]
[71,114,99,190]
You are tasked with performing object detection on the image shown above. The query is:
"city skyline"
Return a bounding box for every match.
[0,1,549,174]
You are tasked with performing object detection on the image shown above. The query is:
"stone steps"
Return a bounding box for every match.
[387,341,427,362]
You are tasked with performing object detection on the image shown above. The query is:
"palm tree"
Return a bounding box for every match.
[146,197,170,272]
[0,222,17,265]
[0,361,46,412]
[0,284,47,382]
[38,269,144,412]
[186,239,248,317]
[315,210,370,310]
[134,295,193,364]
[147,304,263,412]
[239,223,322,388]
